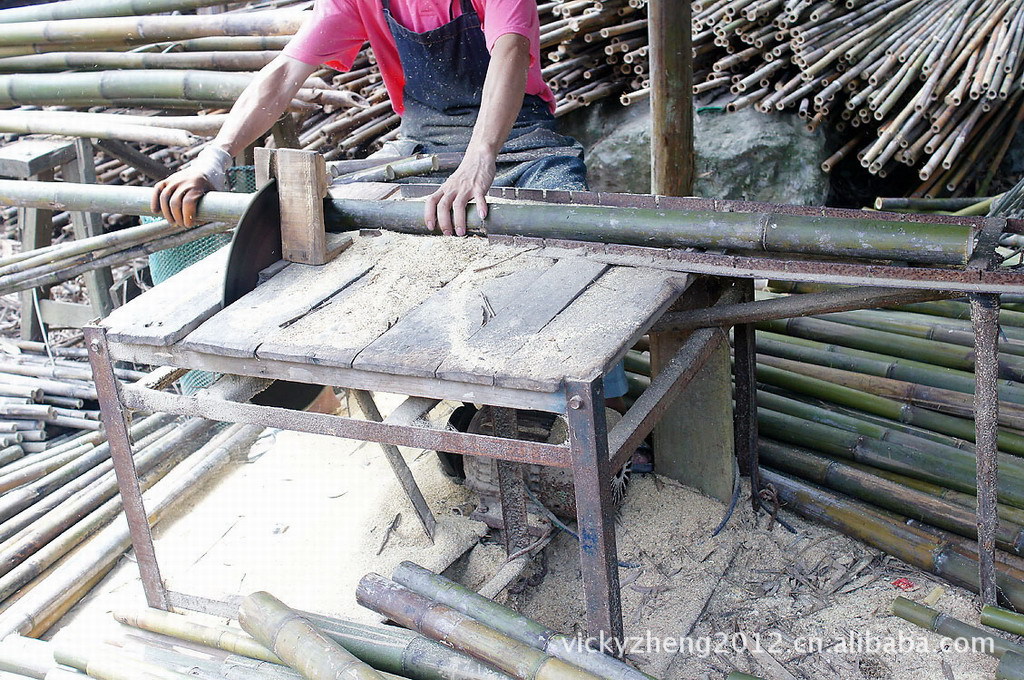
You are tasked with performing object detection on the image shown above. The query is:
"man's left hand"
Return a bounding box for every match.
[424,153,496,236]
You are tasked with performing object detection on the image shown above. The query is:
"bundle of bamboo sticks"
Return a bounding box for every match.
[626,286,1024,607]
[691,0,1024,198]
[0,564,666,680]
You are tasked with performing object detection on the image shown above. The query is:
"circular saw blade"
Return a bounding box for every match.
[223,178,324,410]
[223,178,282,307]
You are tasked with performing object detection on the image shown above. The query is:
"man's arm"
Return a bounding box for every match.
[152,54,319,227]
[423,32,531,236]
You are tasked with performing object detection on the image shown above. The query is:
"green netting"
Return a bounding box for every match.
[145,165,256,393]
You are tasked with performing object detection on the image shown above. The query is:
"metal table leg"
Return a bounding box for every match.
[971,293,1000,606]
[566,378,623,642]
[350,389,437,540]
[731,280,759,509]
[84,326,169,610]
[493,407,530,554]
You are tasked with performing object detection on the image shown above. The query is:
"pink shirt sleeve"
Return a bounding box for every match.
[478,0,541,55]
[282,0,367,72]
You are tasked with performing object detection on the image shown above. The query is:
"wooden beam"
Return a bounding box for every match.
[648,0,693,196]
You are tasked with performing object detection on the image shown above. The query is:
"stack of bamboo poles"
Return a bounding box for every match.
[690,0,1024,198]
[0,563,675,680]
[0,341,138,443]
[0,418,261,639]
[626,285,1024,609]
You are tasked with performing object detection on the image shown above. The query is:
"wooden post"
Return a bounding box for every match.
[253,147,329,265]
[648,0,693,195]
[63,138,114,319]
[647,0,733,501]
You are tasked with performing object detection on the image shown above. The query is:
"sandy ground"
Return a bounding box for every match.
[51,399,1004,680]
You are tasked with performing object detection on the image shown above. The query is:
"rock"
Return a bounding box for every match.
[570,104,830,205]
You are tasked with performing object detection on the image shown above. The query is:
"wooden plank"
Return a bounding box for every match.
[435,257,609,385]
[93,139,171,182]
[277,149,328,265]
[64,138,114,319]
[38,299,95,328]
[18,168,54,341]
[101,246,228,346]
[0,138,75,178]
[254,233,518,368]
[490,266,689,391]
[105,341,569,414]
[352,266,547,379]
[180,253,374,358]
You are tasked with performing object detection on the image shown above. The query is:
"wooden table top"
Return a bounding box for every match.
[102,228,688,394]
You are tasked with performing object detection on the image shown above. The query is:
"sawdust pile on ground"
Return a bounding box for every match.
[484,476,998,680]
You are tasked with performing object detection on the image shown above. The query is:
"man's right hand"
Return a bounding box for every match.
[151,145,231,227]
[152,170,214,228]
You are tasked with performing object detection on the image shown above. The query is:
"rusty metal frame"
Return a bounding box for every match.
[91,183,1016,632]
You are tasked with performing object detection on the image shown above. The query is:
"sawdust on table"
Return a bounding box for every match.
[477,475,1000,680]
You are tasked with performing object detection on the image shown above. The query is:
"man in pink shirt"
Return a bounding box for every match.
[151,0,629,413]
[152,0,587,238]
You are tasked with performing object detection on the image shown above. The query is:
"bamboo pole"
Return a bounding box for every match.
[763,469,1024,608]
[760,439,1024,555]
[0,50,279,73]
[0,11,305,48]
[356,574,603,680]
[0,0,233,23]
[0,180,979,265]
[391,562,657,680]
[0,114,195,146]
[238,591,385,680]
[892,597,1012,658]
[0,424,262,637]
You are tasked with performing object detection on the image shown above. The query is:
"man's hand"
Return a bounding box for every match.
[423,152,496,236]
[423,33,531,236]
[152,167,216,228]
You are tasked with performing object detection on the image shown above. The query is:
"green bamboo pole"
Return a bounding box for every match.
[983,605,1024,636]
[757,331,1024,403]
[844,461,1024,527]
[356,574,602,680]
[999,651,1024,680]
[55,638,195,680]
[895,300,1024,329]
[757,353,1024,430]
[326,198,974,265]
[0,70,255,107]
[0,113,195,146]
[763,470,1024,608]
[760,439,1024,555]
[726,675,764,680]
[0,218,181,276]
[391,562,657,680]
[0,50,278,73]
[0,180,980,265]
[758,317,1024,380]
[0,10,304,48]
[296,612,516,680]
[755,389,1024,477]
[819,308,1024,358]
[756,362,1024,454]
[239,591,385,680]
[757,407,1024,508]
[0,0,231,23]
[892,597,1017,658]
[0,179,249,224]
[115,608,281,664]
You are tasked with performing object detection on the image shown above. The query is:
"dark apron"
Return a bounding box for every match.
[381,0,587,189]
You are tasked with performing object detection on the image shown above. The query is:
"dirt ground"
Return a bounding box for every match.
[52,398,1001,680]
